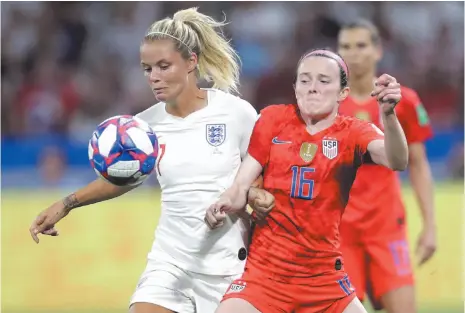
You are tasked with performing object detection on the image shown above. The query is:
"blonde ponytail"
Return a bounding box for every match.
[145,8,241,94]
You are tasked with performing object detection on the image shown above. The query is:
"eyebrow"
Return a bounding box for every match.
[140,60,170,66]
[299,72,331,79]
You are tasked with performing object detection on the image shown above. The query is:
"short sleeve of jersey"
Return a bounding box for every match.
[247,106,278,167]
[397,88,433,144]
[236,99,259,159]
[352,119,385,165]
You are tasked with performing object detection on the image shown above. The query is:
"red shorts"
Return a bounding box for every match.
[339,218,414,307]
[222,263,356,313]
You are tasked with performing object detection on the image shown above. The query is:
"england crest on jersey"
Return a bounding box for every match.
[206,124,226,146]
[322,139,338,159]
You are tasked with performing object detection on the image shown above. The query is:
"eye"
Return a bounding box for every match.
[300,79,309,84]
[159,64,170,71]
[142,66,151,74]
[321,80,330,84]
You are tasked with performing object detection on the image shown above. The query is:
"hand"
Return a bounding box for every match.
[416,224,437,266]
[371,74,402,115]
[205,198,230,230]
[29,201,70,244]
[248,187,274,221]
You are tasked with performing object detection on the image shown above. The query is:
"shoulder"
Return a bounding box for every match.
[338,115,383,134]
[337,115,366,128]
[395,85,426,120]
[399,85,421,107]
[135,102,165,126]
[212,89,257,117]
[259,104,297,122]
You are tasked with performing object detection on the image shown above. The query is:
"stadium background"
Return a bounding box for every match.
[1,2,463,313]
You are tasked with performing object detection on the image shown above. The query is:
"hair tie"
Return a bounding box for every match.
[305,49,349,77]
[146,31,193,54]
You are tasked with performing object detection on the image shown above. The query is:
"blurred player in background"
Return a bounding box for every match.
[337,20,436,313]
[205,49,409,313]
[29,8,275,313]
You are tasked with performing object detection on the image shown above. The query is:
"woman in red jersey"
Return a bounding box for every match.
[204,49,409,313]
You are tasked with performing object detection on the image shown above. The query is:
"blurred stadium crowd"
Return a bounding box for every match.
[1,1,464,187]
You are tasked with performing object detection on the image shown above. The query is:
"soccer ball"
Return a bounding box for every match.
[88,115,158,186]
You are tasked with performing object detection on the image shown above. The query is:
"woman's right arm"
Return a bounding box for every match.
[29,178,138,243]
[62,178,137,210]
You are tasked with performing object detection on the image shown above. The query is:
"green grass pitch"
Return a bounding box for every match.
[1,182,463,313]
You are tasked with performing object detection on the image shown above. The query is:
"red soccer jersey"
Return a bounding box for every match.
[339,86,433,228]
[246,104,384,278]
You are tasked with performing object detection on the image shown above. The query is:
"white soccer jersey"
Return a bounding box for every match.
[136,89,258,275]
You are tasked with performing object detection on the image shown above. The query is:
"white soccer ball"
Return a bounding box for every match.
[88,115,159,186]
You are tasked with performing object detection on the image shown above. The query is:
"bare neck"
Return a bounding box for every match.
[349,72,377,102]
[166,84,207,118]
[301,110,338,135]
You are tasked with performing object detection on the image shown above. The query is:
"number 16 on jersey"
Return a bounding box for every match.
[290,166,315,200]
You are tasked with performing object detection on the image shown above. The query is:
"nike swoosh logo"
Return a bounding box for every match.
[272,137,292,144]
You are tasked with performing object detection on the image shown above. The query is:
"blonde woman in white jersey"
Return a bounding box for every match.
[29,8,274,313]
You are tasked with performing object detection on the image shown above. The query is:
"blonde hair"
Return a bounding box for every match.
[144,8,241,94]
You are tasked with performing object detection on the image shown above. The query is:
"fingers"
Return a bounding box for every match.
[29,226,40,244]
[29,213,61,243]
[253,210,267,221]
[204,206,227,230]
[253,200,274,214]
[252,193,275,212]
[43,228,59,236]
[378,90,401,104]
[417,244,436,266]
[371,82,401,105]
[375,73,397,86]
[371,82,399,97]
[247,187,259,203]
[29,214,47,244]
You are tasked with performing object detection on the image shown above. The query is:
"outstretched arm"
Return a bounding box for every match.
[30,179,137,243]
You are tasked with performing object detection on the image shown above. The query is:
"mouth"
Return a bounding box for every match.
[306,97,321,102]
[153,87,166,92]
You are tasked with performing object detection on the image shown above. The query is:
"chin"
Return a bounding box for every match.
[299,105,321,117]
[153,93,168,102]
[300,107,332,120]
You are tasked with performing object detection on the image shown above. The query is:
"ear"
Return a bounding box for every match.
[187,53,198,73]
[338,87,350,102]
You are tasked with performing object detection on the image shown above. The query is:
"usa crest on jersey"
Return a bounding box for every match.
[322,139,338,159]
[206,124,226,146]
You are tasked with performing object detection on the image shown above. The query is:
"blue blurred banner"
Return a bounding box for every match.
[2,128,463,188]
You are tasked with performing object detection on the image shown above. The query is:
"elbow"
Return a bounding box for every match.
[391,163,408,172]
[385,140,409,171]
[389,156,409,172]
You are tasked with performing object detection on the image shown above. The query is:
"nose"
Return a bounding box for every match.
[149,71,161,83]
[308,81,318,93]
[346,49,359,61]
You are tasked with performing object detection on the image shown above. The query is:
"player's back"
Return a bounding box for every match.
[137,88,257,276]
[246,104,383,278]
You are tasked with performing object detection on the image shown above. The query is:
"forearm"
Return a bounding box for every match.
[382,112,408,170]
[222,154,263,212]
[61,179,136,212]
[409,161,435,226]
